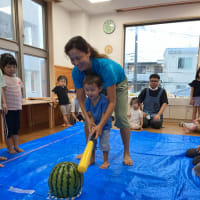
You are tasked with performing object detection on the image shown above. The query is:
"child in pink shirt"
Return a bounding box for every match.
[0,53,24,154]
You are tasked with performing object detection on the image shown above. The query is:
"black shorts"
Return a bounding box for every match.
[3,110,21,138]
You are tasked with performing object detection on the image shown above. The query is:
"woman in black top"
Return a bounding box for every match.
[52,75,72,127]
[189,68,200,120]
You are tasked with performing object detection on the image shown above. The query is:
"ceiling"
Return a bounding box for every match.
[56,0,199,15]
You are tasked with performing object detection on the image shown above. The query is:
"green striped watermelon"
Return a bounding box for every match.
[48,162,84,198]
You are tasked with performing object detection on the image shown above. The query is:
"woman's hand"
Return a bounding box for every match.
[153,114,160,121]
[92,124,103,139]
[88,120,96,134]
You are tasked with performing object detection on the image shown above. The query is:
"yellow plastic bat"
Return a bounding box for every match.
[78,136,95,173]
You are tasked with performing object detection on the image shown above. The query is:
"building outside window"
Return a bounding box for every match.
[124,20,200,97]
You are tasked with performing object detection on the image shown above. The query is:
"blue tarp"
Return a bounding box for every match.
[0,122,200,200]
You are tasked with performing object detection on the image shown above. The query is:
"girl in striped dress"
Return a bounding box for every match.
[0,53,24,154]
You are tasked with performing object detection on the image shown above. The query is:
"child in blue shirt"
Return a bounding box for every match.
[83,74,112,169]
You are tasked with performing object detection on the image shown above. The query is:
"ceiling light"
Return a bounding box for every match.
[88,0,111,3]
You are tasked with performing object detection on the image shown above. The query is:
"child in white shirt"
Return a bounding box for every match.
[70,92,84,125]
[128,97,143,130]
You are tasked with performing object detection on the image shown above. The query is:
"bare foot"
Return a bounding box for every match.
[183,124,190,133]
[66,124,72,127]
[14,147,24,153]
[0,164,4,167]
[100,161,110,169]
[62,123,72,127]
[8,149,17,154]
[76,153,83,159]
[123,154,133,166]
[0,156,7,161]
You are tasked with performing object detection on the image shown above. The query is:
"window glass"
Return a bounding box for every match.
[24,55,47,97]
[0,0,14,40]
[22,0,45,49]
[124,21,200,97]
[0,49,15,56]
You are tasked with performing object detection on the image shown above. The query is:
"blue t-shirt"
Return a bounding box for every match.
[85,94,112,131]
[72,58,126,89]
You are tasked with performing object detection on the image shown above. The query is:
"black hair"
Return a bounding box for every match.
[57,75,68,84]
[195,68,200,80]
[83,74,102,88]
[130,97,140,106]
[0,53,17,69]
[149,74,160,80]
[64,36,108,59]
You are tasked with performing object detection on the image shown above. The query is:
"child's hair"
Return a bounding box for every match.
[57,75,68,84]
[0,53,17,70]
[64,36,108,59]
[83,74,102,88]
[149,74,160,80]
[130,97,140,106]
[195,68,200,80]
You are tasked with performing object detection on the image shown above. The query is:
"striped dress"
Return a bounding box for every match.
[3,75,23,110]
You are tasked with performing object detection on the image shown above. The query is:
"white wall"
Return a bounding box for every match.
[52,6,90,68]
[52,4,72,67]
[70,12,89,39]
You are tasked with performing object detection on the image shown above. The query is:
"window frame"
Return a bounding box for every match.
[0,0,50,97]
[123,17,200,97]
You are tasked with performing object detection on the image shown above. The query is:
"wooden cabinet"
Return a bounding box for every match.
[54,65,74,90]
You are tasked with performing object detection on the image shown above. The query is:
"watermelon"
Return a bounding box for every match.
[48,162,84,198]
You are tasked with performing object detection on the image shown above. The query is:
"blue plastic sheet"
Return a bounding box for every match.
[0,122,200,200]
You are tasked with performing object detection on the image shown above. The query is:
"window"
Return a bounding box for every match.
[124,20,200,97]
[0,0,49,98]
[178,57,192,69]
[24,55,47,98]
[23,0,45,49]
[0,0,14,40]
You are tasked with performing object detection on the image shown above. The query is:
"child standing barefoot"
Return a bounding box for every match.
[52,75,72,127]
[0,67,7,166]
[128,97,143,130]
[83,74,112,169]
[189,68,200,120]
[0,53,24,154]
